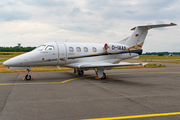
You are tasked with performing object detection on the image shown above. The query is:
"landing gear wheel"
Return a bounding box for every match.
[23,69,34,81]
[78,70,84,76]
[25,74,31,80]
[101,72,106,79]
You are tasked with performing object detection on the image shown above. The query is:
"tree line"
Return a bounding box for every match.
[0,46,36,52]
[143,52,180,56]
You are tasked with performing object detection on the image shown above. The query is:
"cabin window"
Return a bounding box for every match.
[76,47,81,52]
[34,45,46,51]
[92,47,97,52]
[84,47,88,52]
[69,47,74,52]
[46,46,54,51]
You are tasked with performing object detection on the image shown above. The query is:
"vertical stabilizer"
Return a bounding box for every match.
[125,27,148,48]
[124,23,176,49]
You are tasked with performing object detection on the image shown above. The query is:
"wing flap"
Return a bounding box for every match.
[79,62,147,68]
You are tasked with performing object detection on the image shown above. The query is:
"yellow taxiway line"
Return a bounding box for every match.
[61,76,89,83]
[0,76,90,86]
[81,112,180,120]
[0,72,180,86]
[107,71,180,75]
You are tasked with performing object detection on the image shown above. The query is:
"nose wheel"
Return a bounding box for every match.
[25,74,31,80]
[23,69,34,81]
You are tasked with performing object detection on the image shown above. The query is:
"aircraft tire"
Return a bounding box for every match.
[25,74,31,80]
[78,70,84,76]
[101,72,106,79]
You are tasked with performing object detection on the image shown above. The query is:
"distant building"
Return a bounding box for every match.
[17,43,21,47]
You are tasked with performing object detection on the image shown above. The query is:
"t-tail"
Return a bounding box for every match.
[120,23,177,50]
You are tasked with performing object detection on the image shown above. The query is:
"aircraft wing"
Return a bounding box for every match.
[74,62,147,68]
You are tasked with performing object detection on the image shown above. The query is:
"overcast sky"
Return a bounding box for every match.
[0,0,179,52]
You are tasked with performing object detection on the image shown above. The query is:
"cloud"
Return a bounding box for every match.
[21,0,67,6]
[86,11,93,16]
[70,7,80,16]
[0,0,179,53]
[125,10,138,14]
[0,11,30,21]
[92,0,180,21]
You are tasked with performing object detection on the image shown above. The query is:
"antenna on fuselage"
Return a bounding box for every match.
[65,39,68,42]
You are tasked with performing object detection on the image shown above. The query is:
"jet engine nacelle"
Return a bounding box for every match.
[104,43,129,53]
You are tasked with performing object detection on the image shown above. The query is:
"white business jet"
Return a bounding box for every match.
[3,23,176,80]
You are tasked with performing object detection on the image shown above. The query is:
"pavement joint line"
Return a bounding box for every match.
[80,112,180,120]
[1,72,180,86]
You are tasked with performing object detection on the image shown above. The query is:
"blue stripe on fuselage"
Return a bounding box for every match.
[68,49,142,59]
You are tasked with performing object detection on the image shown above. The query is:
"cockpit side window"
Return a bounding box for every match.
[45,46,55,51]
[34,45,46,51]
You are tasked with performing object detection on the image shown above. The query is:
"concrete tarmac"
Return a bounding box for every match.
[0,65,180,120]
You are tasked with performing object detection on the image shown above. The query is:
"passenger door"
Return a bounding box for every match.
[57,43,67,65]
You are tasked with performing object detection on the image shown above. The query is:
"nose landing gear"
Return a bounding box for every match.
[23,69,34,81]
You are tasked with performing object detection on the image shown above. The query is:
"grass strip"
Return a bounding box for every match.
[0,59,8,62]
[147,61,180,63]
[0,63,165,73]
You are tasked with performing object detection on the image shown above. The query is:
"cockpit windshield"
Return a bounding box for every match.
[33,45,46,51]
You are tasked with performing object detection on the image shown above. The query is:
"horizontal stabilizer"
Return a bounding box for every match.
[131,23,177,30]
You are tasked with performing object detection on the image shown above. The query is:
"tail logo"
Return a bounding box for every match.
[135,34,139,37]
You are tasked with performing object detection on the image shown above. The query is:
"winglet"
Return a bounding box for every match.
[140,63,148,66]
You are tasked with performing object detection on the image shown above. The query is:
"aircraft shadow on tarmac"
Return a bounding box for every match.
[22,71,153,87]
[22,71,77,81]
[76,73,152,87]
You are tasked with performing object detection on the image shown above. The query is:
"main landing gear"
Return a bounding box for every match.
[94,68,108,80]
[23,69,34,81]
[74,68,108,80]
[78,70,84,76]
[74,68,84,76]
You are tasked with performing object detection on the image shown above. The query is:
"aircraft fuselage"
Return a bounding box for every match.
[3,42,141,68]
